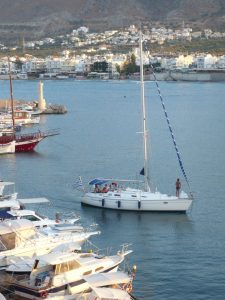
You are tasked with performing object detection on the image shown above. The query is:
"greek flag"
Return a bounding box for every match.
[73,176,84,191]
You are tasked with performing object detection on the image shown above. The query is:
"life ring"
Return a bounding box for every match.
[40,290,48,299]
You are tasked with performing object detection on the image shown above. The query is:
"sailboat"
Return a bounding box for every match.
[0,58,59,152]
[81,31,193,212]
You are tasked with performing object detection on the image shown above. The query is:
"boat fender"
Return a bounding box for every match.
[126,283,133,294]
[138,201,141,209]
[102,199,105,207]
[40,291,48,299]
[118,200,121,208]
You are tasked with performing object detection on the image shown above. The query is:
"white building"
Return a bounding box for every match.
[176,55,194,69]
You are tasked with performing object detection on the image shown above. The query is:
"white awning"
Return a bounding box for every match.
[84,271,131,287]
[90,287,131,299]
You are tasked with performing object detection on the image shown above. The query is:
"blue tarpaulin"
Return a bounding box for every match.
[0,210,14,219]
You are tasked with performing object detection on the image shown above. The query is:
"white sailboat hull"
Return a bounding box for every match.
[82,191,192,212]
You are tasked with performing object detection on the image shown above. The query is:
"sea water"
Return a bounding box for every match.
[0,79,225,299]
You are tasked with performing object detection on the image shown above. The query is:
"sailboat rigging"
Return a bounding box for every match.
[81,30,193,212]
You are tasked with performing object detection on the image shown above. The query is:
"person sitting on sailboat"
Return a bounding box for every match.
[94,184,100,193]
[102,184,109,193]
[111,182,118,191]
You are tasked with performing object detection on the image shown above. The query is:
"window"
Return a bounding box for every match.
[22,215,40,221]
[131,195,137,198]
[83,270,92,276]
[95,266,104,272]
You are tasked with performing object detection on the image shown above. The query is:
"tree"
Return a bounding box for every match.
[115,63,121,74]
[14,58,23,72]
[121,54,139,75]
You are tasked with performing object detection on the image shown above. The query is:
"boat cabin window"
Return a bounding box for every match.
[15,112,23,117]
[55,260,81,275]
[114,194,120,197]
[131,195,137,197]
[0,233,16,250]
[21,215,40,221]
[95,266,104,272]
[83,270,92,276]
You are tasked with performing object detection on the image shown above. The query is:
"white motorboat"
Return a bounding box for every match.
[0,183,81,229]
[81,31,193,212]
[0,219,100,268]
[5,241,82,275]
[2,206,81,230]
[12,248,132,299]
[1,110,40,126]
[41,271,136,300]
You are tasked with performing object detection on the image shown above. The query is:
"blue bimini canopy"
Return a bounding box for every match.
[89,178,109,186]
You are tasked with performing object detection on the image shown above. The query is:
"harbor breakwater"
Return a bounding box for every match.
[1,70,225,82]
[149,70,225,82]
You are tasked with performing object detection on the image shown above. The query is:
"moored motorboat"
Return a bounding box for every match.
[0,219,100,268]
[12,248,132,299]
[40,271,136,300]
[0,182,82,233]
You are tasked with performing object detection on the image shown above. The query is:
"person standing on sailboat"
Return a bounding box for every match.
[176,178,181,197]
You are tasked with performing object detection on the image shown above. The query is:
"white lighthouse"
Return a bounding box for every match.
[38,81,46,111]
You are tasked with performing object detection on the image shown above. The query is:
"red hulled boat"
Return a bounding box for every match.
[0,129,59,152]
[0,58,59,152]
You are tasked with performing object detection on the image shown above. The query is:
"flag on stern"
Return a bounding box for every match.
[73,176,84,191]
[140,168,145,175]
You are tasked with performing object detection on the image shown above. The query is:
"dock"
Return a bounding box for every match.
[42,104,67,114]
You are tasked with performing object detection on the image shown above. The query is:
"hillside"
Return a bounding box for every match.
[0,0,225,42]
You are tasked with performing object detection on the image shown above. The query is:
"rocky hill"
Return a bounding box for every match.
[0,0,225,42]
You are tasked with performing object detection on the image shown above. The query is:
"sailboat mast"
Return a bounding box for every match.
[139,31,150,192]
[8,57,15,133]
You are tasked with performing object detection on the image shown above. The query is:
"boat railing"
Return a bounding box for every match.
[15,129,60,141]
[41,129,60,138]
[84,241,132,259]
[118,243,132,256]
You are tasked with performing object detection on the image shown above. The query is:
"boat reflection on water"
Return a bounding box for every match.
[81,204,193,228]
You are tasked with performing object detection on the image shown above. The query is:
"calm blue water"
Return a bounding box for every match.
[0,79,225,299]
